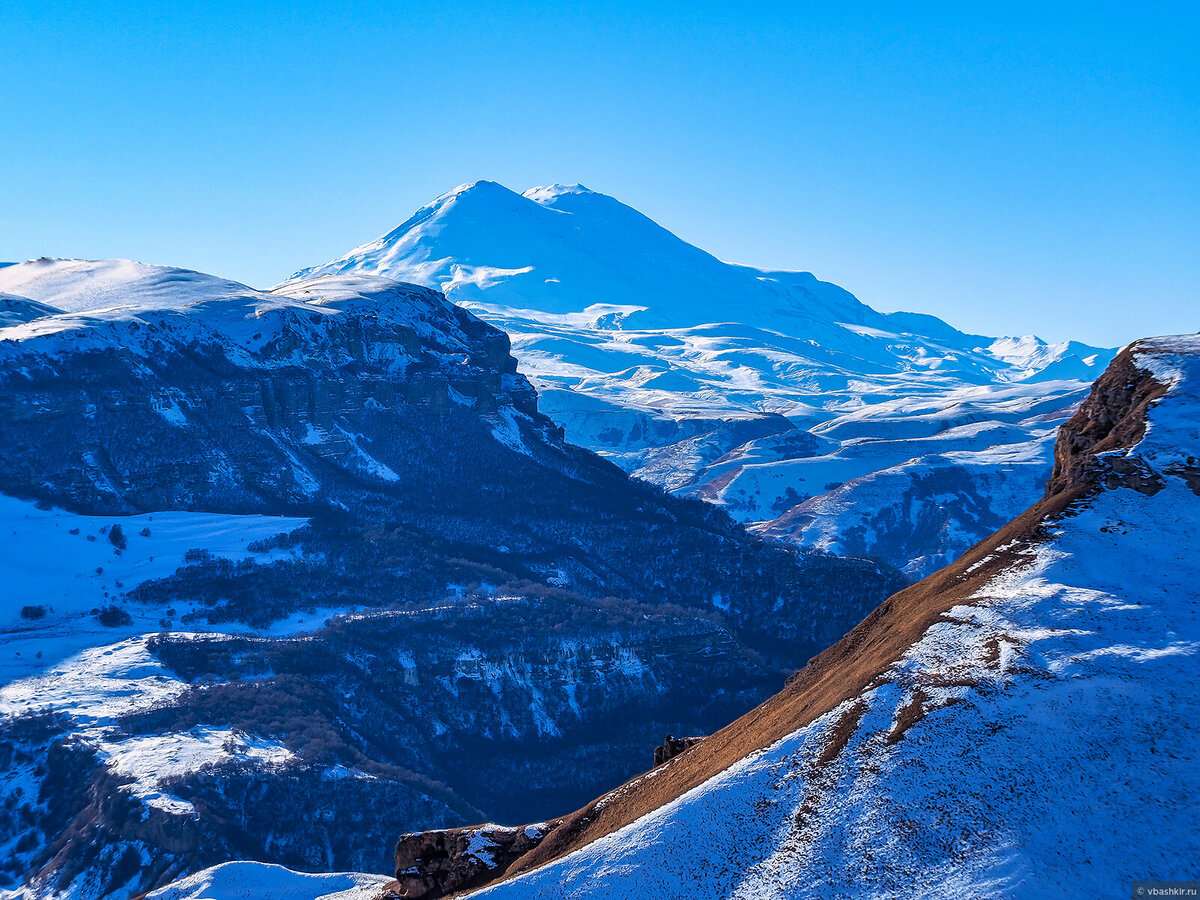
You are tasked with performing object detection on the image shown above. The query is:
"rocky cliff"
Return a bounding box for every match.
[389,823,556,900]
[0,271,548,515]
[1044,342,1173,498]
[0,260,907,900]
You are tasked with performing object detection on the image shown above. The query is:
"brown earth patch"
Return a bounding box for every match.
[983,636,1002,666]
[1044,343,1170,498]
[815,701,867,768]
[886,688,930,745]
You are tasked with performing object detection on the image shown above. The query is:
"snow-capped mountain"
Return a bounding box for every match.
[291,181,1114,576]
[0,257,253,313]
[0,259,904,899]
[388,335,1196,899]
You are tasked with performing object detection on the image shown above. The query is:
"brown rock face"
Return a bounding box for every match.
[653,734,704,766]
[386,822,556,899]
[1044,343,1170,498]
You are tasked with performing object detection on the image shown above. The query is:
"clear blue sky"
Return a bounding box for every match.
[3,1,1196,347]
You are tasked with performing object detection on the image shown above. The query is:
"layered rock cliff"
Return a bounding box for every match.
[1044,343,1173,498]
[0,260,907,899]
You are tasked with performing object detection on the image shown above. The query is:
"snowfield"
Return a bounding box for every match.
[456,336,1200,898]
[145,863,389,900]
[0,258,252,314]
[0,497,313,846]
[0,494,307,681]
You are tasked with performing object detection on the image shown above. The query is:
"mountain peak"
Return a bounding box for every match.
[286,180,865,326]
[285,181,1115,580]
[440,179,519,201]
[522,183,596,202]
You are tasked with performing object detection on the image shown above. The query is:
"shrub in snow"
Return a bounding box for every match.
[95,606,132,627]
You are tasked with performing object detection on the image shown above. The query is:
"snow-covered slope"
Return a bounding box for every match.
[0,494,307,683]
[448,335,1199,899]
[0,258,251,313]
[145,863,389,900]
[290,181,1114,575]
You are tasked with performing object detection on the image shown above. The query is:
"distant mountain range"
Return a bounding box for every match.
[290,181,1114,575]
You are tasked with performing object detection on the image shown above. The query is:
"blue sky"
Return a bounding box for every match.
[3,1,1196,346]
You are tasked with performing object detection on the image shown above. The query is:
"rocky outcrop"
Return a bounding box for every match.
[653,734,704,766]
[387,823,556,899]
[1044,343,1171,498]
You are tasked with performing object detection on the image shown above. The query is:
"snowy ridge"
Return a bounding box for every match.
[0,258,253,313]
[145,863,389,900]
[0,264,488,374]
[290,181,1115,575]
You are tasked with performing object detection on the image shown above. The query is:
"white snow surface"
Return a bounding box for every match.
[0,266,467,367]
[146,862,389,900]
[0,258,252,313]
[461,335,1200,899]
[0,631,299,820]
[103,725,296,815]
[0,494,307,681]
[0,495,318,827]
[288,181,1115,574]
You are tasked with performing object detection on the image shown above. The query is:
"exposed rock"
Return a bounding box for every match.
[1044,342,1171,498]
[653,734,704,766]
[386,822,556,899]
